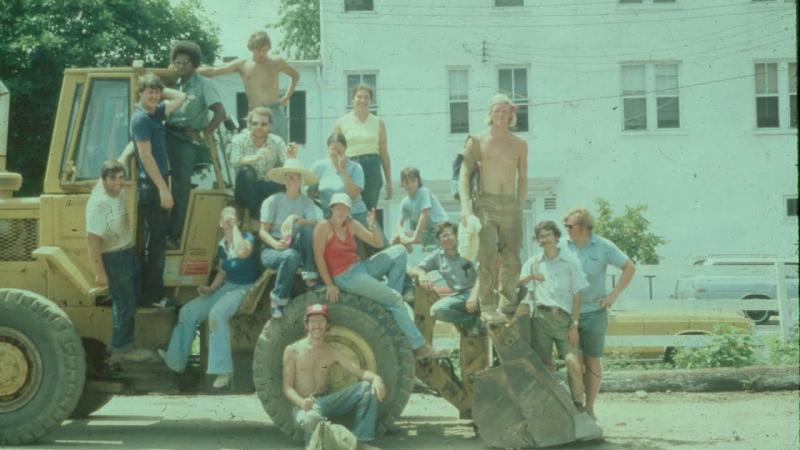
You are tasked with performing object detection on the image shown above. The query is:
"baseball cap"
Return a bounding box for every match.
[305,303,329,318]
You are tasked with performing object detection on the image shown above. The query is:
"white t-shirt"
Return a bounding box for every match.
[85,181,132,253]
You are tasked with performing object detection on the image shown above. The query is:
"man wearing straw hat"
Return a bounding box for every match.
[260,159,321,318]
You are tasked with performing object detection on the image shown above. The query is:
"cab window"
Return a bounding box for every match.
[72,79,130,180]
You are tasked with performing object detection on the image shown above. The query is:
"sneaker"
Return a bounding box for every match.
[165,239,179,251]
[271,306,284,319]
[212,374,232,388]
[110,347,156,363]
[413,344,448,360]
[154,298,176,309]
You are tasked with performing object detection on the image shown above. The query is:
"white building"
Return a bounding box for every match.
[219,0,798,264]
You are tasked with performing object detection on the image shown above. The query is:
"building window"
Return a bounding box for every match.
[498,68,529,132]
[495,0,523,6]
[289,91,306,144]
[622,65,647,130]
[655,64,680,128]
[755,63,779,128]
[345,0,373,12]
[786,197,798,218]
[620,0,676,4]
[789,62,797,128]
[754,61,797,129]
[346,73,378,114]
[621,62,680,131]
[448,69,469,134]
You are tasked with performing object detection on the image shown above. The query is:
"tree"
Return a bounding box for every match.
[275,0,320,60]
[593,197,667,264]
[0,0,220,195]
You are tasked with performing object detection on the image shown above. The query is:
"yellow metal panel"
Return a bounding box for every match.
[0,262,46,297]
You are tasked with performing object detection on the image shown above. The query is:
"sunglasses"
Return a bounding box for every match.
[250,121,270,127]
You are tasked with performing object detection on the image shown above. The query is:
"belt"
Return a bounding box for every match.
[537,304,567,315]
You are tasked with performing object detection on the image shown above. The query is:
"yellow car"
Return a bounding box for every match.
[605,309,755,361]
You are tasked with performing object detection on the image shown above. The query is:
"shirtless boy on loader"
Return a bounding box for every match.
[459,93,528,324]
[283,303,384,450]
[199,31,299,141]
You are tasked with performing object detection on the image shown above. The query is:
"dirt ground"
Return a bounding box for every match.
[15,390,799,450]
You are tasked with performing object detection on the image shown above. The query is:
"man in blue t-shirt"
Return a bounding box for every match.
[130,73,186,306]
[563,207,636,420]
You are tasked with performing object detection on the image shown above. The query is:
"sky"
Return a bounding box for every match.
[195,0,286,61]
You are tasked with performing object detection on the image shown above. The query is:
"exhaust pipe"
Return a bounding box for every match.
[0,80,22,197]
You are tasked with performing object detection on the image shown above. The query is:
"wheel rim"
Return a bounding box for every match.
[325,326,377,392]
[0,326,43,412]
[745,310,769,323]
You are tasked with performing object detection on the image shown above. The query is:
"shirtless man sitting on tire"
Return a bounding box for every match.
[283,303,384,450]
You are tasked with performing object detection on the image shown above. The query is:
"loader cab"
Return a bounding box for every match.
[39,68,234,307]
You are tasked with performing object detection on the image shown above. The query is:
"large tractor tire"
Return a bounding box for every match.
[253,290,414,442]
[0,289,86,445]
[70,340,113,419]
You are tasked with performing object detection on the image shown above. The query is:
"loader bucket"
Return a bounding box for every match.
[471,318,602,448]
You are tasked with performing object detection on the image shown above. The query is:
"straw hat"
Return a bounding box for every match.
[267,159,318,185]
[329,192,352,209]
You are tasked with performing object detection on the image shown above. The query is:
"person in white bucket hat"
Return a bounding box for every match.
[259,158,321,318]
[312,192,442,360]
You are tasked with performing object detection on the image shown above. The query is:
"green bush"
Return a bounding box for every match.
[673,325,756,369]
[766,336,800,366]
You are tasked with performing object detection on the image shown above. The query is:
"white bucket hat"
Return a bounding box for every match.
[267,159,318,185]
[329,192,352,209]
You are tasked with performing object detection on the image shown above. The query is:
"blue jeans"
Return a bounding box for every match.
[349,154,383,211]
[260,225,316,304]
[103,248,141,352]
[138,178,168,304]
[293,380,377,442]
[234,165,284,218]
[267,102,289,143]
[430,291,479,328]
[164,282,251,374]
[334,245,425,349]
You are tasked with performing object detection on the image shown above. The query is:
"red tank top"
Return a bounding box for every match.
[324,220,359,276]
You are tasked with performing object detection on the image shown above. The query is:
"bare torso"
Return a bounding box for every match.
[240,59,281,106]
[477,132,525,196]
[288,338,338,398]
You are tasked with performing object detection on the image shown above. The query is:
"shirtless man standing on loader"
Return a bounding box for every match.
[198,31,299,141]
[283,303,383,450]
[459,93,528,324]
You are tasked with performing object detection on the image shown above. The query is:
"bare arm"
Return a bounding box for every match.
[349,213,383,248]
[409,209,430,244]
[278,59,300,104]
[204,103,226,137]
[196,59,244,78]
[282,345,307,409]
[600,260,636,309]
[337,158,362,199]
[259,221,286,250]
[378,120,392,199]
[86,234,107,286]
[335,349,386,401]
[517,140,528,209]
[313,221,340,302]
[230,224,252,259]
[162,87,187,117]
